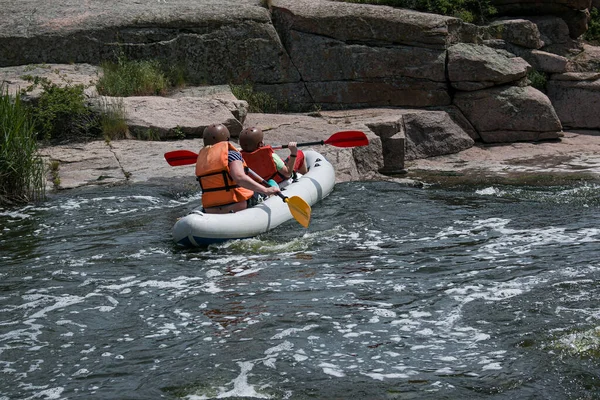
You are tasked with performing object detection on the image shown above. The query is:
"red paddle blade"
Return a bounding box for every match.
[323,130,369,147]
[164,150,199,166]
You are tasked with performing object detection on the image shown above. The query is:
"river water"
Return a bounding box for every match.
[1,179,600,399]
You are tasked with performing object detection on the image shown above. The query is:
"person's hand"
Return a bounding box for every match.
[263,186,281,196]
[288,142,298,156]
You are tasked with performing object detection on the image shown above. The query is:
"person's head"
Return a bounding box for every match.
[203,124,230,146]
[239,127,264,152]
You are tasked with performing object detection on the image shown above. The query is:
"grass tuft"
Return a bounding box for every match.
[97,97,129,141]
[97,52,186,97]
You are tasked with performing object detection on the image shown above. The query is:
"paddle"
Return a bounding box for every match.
[246,168,311,228]
[164,149,199,167]
[163,130,369,167]
[271,130,369,149]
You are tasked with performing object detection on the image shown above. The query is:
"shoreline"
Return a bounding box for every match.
[399,131,600,187]
[38,130,600,194]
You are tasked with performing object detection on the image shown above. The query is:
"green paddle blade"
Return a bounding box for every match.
[284,195,311,228]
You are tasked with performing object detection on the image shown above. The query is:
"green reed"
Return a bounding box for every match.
[0,84,45,206]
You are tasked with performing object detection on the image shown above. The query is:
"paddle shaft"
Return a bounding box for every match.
[246,168,288,201]
[163,130,368,167]
[247,166,311,228]
[273,140,326,150]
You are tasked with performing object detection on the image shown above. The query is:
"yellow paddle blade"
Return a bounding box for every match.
[285,196,311,228]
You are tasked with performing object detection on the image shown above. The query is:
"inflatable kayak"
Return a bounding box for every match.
[172,150,335,247]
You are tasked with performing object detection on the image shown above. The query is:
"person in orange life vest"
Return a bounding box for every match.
[239,127,308,187]
[195,124,280,214]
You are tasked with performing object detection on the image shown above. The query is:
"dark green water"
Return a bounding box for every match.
[1,181,600,399]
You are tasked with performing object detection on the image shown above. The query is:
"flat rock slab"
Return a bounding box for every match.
[39,141,123,190]
[118,96,244,139]
[0,64,100,97]
[406,131,600,184]
[39,139,204,191]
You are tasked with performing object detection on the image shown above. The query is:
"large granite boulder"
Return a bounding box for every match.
[546,72,600,129]
[454,85,563,142]
[0,0,299,86]
[448,43,531,91]
[267,0,467,109]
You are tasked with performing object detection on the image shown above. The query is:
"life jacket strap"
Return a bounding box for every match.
[197,171,239,192]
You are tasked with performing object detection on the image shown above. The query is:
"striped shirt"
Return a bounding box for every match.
[228,150,243,163]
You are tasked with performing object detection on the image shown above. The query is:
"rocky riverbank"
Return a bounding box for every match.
[38,127,600,193]
[3,0,600,192]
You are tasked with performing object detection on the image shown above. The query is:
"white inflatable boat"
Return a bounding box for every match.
[172,150,335,247]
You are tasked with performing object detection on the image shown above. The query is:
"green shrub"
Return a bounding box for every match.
[528,69,548,92]
[97,53,186,97]
[230,83,285,113]
[335,0,496,24]
[0,84,45,206]
[584,7,600,45]
[23,76,99,143]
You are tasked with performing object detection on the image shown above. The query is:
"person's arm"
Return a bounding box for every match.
[283,142,299,176]
[273,153,291,178]
[229,160,280,195]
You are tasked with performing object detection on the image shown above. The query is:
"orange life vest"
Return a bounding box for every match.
[241,146,288,184]
[195,142,254,208]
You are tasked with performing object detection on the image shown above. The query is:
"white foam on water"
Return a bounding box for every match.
[293,353,308,362]
[201,282,225,294]
[205,255,247,265]
[234,268,264,277]
[270,325,319,340]
[22,387,64,400]
[206,269,222,278]
[0,209,31,219]
[59,198,86,210]
[139,277,202,290]
[72,368,89,376]
[481,362,502,371]
[170,191,202,205]
[126,248,169,259]
[18,294,87,320]
[264,340,294,355]
[344,279,376,285]
[361,371,410,380]
[128,195,161,204]
[186,361,271,399]
[475,187,506,196]
[435,367,454,375]
[319,362,346,377]
[145,322,181,338]
[436,356,458,362]
[480,223,599,256]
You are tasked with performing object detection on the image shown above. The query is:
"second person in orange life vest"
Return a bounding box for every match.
[195,124,280,214]
[239,127,308,188]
